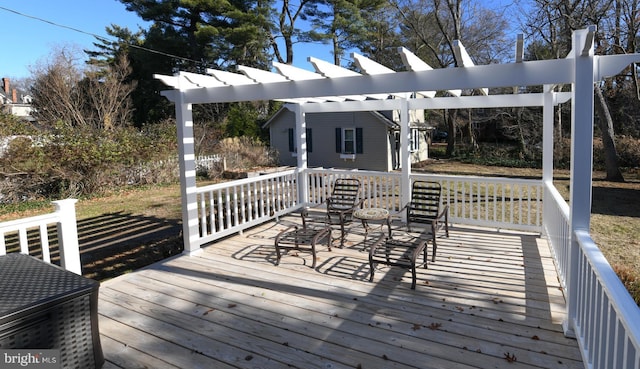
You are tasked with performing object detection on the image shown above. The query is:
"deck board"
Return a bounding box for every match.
[98,215,584,369]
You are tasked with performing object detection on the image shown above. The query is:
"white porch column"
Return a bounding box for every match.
[399,98,412,208]
[294,104,309,205]
[564,26,596,336]
[542,86,555,184]
[53,199,81,275]
[175,92,200,255]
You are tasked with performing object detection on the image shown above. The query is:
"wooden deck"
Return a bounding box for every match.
[97,214,584,369]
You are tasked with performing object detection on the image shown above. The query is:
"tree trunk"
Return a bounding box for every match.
[594,85,625,182]
[515,107,528,159]
[467,109,477,150]
[446,109,456,157]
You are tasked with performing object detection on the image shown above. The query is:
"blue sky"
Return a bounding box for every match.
[0,0,517,81]
[0,0,151,79]
[0,0,335,80]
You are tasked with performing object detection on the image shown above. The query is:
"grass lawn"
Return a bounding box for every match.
[0,163,638,303]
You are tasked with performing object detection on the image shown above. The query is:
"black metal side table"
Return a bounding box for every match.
[0,253,103,369]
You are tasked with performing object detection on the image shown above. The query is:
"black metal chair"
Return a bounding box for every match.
[302,178,363,247]
[397,180,449,262]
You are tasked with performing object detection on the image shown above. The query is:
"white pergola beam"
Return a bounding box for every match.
[453,40,489,96]
[238,65,289,83]
[398,47,444,97]
[180,71,226,88]
[352,52,410,99]
[207,68,256,85]
[289,92,571,114]
[274,62,359,102]
[581,25,596,56]
[161,58,575,104]
[515,34,524,63]
[308,57,389,100]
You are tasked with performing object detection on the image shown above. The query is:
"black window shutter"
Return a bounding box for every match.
[288,128,294,152]
[306,128,313,153]
[356,128,363,154]
[335,128,342,153]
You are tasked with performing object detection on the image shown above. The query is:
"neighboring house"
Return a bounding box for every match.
[1,77,34,121]
[263,108,431,172]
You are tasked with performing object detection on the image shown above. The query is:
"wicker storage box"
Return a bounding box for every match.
[0,254,103,369]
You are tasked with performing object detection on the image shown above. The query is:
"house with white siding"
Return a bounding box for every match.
[1,77,34,120]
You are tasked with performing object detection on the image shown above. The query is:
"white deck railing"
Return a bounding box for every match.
[196,168,544,244]
[543,181,571,288]
[0,199,81,274]
[543,181,640,369]
[304,168,543,232]
[194,169,299,246]
[413,173,542,232]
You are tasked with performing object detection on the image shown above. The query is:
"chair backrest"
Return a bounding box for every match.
[407,181,441,224]
[328,178,361,211]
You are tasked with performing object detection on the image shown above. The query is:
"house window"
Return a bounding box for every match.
[410,129,420,152]
[288,128,313,154]
[344,128,355,154]
[335,128,363,156]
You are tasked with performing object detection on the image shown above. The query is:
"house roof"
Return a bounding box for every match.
[261,107,401,130]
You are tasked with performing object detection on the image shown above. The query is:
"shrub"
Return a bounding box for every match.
[213,136,277,170]
[616,136,640,168]
[454,143,542,168]
[614,264,640,305]
[0,120,178,202]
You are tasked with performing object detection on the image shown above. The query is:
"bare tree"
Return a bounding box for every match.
[391,0,510,156]
[30,44,88,127]
[524,0,630,181]
[84,55,137,130]
[30,45,135,130]
[269,0,316,64]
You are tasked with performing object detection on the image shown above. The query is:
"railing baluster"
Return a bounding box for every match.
[19,228,29,254]
[207,191,214,236]
[40,224,51,263]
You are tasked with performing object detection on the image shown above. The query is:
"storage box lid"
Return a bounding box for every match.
[0,254,98,319]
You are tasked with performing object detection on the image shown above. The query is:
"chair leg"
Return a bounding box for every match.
[410,265,417,289]
[369,263,376,282]
[423,245,428,269]
[431,236,437,263]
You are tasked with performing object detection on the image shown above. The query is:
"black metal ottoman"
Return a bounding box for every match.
[369,236,428,289]
[274,225,332,268]
[0,254,103,369]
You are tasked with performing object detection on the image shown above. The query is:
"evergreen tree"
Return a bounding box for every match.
[304,0,387,65]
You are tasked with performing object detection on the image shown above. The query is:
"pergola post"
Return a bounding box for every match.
[399,98,412,208]
[175,92,201,255]
[542,86,555,184]
[294,104,309,205]
[564,26,596,336]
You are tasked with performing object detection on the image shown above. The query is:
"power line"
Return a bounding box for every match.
[0,5,205,67]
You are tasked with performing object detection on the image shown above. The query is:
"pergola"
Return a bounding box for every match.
[155,26,640,350]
